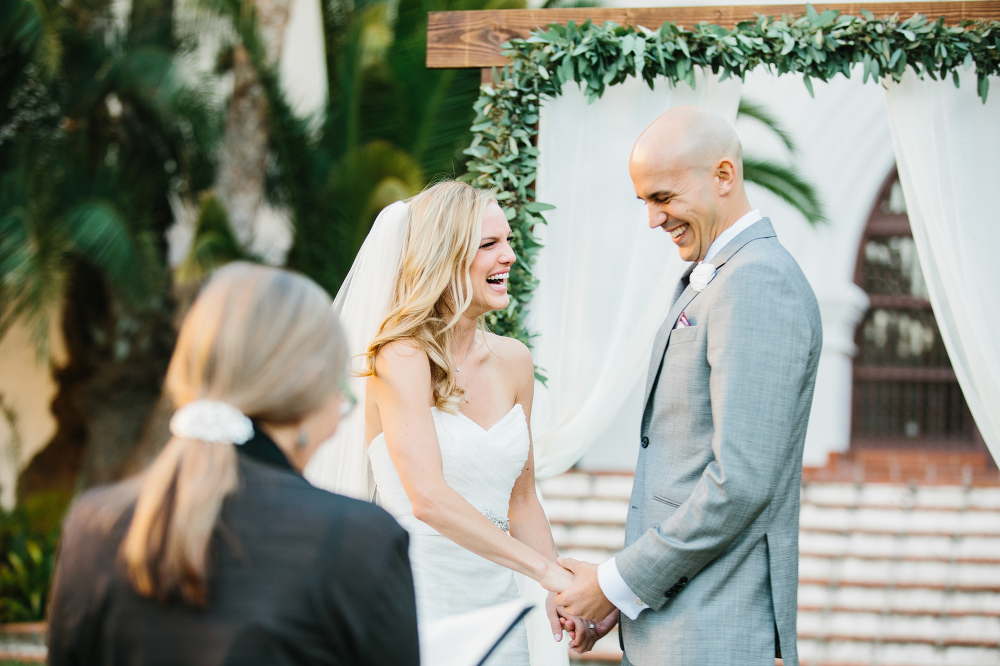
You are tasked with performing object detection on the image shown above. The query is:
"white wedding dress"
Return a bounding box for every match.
[368,404,531,665]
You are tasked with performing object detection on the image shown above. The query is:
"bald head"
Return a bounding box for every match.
[631,106,743,177]
[630,106,752,263]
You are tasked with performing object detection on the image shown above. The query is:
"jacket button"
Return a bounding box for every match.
[640,436,649,448]
[679,577,689,585]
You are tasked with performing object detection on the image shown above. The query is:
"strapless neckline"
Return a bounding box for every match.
[433,403,524,434]
[369,403,526,447]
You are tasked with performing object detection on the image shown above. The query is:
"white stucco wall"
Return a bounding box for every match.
[0,319,66,509]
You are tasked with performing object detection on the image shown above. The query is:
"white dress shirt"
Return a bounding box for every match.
[595,208,764,619]
[703,209,762,264]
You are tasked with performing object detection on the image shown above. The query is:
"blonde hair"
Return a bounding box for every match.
[363,181,496,413]
[120,262,347,606]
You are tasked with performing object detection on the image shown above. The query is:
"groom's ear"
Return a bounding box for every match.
[714,158,738,196]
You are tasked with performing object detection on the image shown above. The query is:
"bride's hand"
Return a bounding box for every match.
[539,559,574,593]
[558,611,599,653]
[544,591,563,642]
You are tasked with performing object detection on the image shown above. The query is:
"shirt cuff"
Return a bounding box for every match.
[597,557,648,620]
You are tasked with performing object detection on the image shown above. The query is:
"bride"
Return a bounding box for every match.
[307,181,595,663]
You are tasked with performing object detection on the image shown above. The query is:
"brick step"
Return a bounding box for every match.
[542,478,1000,510]
[543,475,1000,506]
[799,506,1000,536]
[799,533,1000,561]
[802,482,1000,510]
[799,557,1000,589]
[803,450,1000,487]
[0,623,46,663]
[798,639,1000,666]
[798,584,1000,616]
[798,610,1000,645]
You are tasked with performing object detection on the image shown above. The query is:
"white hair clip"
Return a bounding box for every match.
[169,400,254,445]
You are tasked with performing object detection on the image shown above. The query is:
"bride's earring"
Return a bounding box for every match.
[296,430,309,449]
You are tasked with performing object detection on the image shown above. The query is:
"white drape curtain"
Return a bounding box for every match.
[883,69,1000,463]
[529,72,743,480]
[519,72,741,666]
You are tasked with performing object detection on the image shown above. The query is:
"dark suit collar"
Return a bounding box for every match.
[239,425,297,475]
[706,218,776,270]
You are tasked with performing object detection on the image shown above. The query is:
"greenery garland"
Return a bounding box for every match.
[462,7,999,350]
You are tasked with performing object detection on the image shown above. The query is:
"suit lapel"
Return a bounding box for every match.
[708,218,776,271]
[642,266,696,409]
[640,219,778,413]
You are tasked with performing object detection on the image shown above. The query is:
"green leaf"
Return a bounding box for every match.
[451,9,998,351]
[64,201,154,302]
[523,202,556,213]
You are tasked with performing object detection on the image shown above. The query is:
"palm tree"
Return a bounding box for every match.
[1,0,219,497]
[738,97,826,226]
[197,0,526,295]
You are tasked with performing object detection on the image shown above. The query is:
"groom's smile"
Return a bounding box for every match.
[668,223,690,242]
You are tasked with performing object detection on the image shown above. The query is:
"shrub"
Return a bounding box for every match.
[0,491,70,622]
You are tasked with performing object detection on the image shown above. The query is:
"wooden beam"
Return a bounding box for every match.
[427,2,1000,68]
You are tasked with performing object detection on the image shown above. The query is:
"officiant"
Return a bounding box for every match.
[46,263,420,666]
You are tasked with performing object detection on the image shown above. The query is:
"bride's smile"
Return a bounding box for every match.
[469,201,516,313]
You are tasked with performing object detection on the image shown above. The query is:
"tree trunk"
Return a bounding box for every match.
[17,265,175,501]
[215,0,293,250]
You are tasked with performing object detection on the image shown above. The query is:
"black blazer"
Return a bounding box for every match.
[47,430,419,666]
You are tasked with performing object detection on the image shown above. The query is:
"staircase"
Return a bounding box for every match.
[540,471,1000,666]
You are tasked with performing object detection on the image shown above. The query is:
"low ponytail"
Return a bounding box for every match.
[121,438,238,605]
[118,263,347,606]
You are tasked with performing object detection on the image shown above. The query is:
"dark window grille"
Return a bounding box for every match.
[851,170,982,450]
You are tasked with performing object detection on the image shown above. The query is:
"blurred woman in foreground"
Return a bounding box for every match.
[47,262,419,666]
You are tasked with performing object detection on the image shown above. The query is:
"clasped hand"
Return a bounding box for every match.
[540,558,619,654]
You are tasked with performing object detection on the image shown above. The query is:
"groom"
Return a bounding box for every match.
[555,107,822,665]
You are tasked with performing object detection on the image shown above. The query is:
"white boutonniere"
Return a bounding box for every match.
[689,262,717,292]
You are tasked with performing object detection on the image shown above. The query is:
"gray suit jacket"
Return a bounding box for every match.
[617,219,822,666]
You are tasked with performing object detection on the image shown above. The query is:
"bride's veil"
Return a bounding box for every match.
[304,200,410,500]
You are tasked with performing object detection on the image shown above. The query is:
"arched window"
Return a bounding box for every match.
[851,170,982,450]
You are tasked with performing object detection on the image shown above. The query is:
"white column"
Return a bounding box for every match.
[804,284,869,466]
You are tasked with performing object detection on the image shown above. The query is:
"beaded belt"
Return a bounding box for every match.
[481,508,510,534]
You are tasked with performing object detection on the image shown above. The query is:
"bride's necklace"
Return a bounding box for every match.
[455,331,477,373]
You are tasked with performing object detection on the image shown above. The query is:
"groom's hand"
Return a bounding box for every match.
[554,557,616,621]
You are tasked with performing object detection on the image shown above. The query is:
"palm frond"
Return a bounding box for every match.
[0,200,70,358]
[24,0,62,78]
[327,139,426,253]
[743,158,826,226]
[388,0,525,177]
[64,200,159,301]
[738,98,797,154]
[175,193,248,283]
